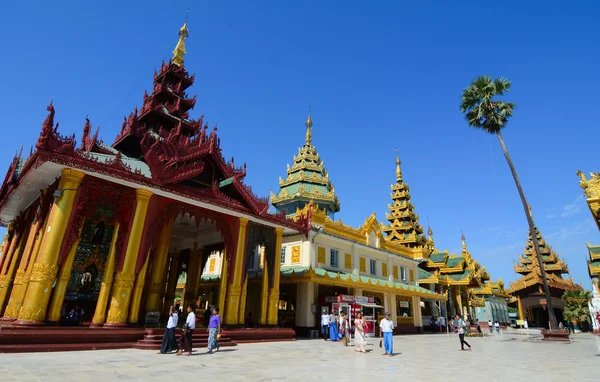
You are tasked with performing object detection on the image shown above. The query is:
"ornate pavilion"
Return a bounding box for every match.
[577,171,600,333]
[506,228,580,328]
[268,115,445,334]
[379,153,507,323]
[0,22,309,330]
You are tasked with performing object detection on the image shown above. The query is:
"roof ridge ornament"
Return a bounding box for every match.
[172,9,190,66]
[305,103,313,145]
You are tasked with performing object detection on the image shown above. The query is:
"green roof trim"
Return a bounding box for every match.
[418,268,433,280]
[429,253,446,263]
[446,257,464,267]
[200,274,220,281]
[446,270,472,281]
[219,177,234,187]
[588,246,600,255]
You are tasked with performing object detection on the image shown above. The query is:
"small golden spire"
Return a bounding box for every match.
[461,232,466,250]
[395,148,402,182]
[172,10,190,66]
[305,103,313,145]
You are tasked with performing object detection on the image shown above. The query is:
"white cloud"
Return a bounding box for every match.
[560,195,584,218]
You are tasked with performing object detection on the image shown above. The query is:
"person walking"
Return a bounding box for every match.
[456,315,471,351]
[176,305,195,356]
[354,311,367,353]
[158,305,178,354]
[321,310,331,341]
[338,312,349,347]
[207,306,221,353]
[379,312,394,357]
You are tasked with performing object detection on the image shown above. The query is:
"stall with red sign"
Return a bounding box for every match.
[319,294,384,339]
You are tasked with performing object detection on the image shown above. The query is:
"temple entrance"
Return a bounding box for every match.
[150,212,225,326]
[278,283,296,327]
[58,210,115,324]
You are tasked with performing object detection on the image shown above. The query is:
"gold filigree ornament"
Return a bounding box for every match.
[106,309,127,323]
[113,272,135,289]
[29,263,59,283]
[18,306,46,322]
[0,274,11,287]
[13,269,27,285]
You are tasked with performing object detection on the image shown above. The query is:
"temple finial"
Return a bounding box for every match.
[395,148,402,182]
[461,231,466,250]
[305,103,313,145]
[172,9,190,66]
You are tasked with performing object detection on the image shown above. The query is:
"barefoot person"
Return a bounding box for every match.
[379,312,394,357]
[176,305,195,356]
[207,307,221,353]
[158,305,178,354]
[354,311,367,353]
[456,314,471,351]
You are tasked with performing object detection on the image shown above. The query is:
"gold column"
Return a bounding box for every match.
[128,251,150,324]
[224,217,248,325]
[517,295,525,322]
[238,275,248,325]
[16,169,85,324]
[161,250,180,320]
[217,250,228,315]
[144,221,173,312]
[0,228,19,309]
[0,229,10,267]
[46,224,84,322]
[0,228,30,314]
[4,209,48,319]
[259,257,269,325]
[91,222,120,326]
[105,189,153,326]
[267,227,284,325]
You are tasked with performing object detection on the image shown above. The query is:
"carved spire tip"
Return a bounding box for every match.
[305,104,313,145]
[172,9,190,66]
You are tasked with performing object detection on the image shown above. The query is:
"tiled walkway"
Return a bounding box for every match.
[1,331,599,381]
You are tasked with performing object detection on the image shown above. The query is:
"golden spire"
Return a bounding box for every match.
[172,10,190,66]
[305,103,313,145]
[461,232,466,250]
[395,148,402,182]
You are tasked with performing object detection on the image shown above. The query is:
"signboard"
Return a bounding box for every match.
[324,296,337,303]
[355,296,369,304]
[337,294,354,303]
[540,299,547,305]
[398,301,409,308]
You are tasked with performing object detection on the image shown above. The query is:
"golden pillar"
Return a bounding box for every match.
[161,249,180,320]
[105,189,153,326]
[128,252,150,324]
[217,250,228,316]
[144,221,173,312]
[46,224,84,322]
[517,295,525,322]
[16,169,85,324]
[0,228,20,311]
[259,257,269,325]
[91,222,120,326]
[0,227,30,315]
[267,228,284,325]
[4,207,48,319]
[224,217,248,325]
[238,275,248,324]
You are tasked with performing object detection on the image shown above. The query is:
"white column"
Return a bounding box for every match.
[296,281,315,327]
[351,244,359,275]
[389,293,397,323]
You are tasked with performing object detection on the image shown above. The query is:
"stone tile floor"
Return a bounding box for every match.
[1,331,599,381]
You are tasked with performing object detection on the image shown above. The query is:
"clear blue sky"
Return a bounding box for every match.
[1,1,599,288]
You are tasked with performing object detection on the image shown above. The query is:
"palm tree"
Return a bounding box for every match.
[460,76,558,329]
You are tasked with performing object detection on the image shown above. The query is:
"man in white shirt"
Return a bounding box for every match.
[177,305,196,356]
[379,312,394,356]
[321,310,331,341]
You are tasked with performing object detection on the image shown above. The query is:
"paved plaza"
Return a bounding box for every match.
[1,331,599,381]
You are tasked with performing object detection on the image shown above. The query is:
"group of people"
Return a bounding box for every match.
[320,310,396,356]
[158,304,222,356]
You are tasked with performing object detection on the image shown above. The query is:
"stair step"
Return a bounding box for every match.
[0,342,136,353]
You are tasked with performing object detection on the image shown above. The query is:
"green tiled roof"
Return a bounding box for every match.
[446,257,464,267]
[429,253,446,263]
[418,268,433,280]
[589,246,600,255]
[81,152,152,178]
[591,260,600,267]
[446,270,472,281]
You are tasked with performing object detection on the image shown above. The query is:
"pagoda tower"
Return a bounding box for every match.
[270,113,340,217]
[381,151,427,249]
[507,227,581,328]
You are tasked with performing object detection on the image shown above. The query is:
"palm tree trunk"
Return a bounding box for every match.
[496,131,558,330]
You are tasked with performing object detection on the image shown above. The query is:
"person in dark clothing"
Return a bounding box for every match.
[158,306,178,354]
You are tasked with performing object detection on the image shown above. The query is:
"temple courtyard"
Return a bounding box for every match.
[0,331,599,381]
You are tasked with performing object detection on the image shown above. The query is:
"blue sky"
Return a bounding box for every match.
[1,1,599,288]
